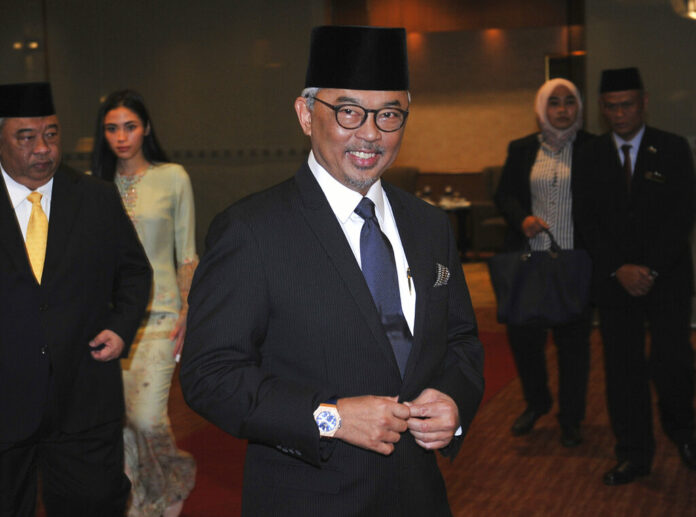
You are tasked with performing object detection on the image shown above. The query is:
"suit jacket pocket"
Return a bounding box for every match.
[428,284,449,302]
[270,459,342,494]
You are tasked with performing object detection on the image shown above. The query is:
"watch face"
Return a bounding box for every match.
[316,410,338,432]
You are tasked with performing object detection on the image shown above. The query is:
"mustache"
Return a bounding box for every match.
[345,144,385,154]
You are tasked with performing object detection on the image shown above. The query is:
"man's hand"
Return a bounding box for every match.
[615,264,655,297]
[335,396,410,455]
[89,329,125,361]
[405,388,459,450]
[169,310,187,360]
[521,216,549,238]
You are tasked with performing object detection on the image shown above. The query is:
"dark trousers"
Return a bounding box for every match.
[0,418,130,517]
[507,310,591,428]
[598,288,695,468]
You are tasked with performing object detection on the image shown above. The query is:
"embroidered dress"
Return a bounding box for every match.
[116,162,197,516]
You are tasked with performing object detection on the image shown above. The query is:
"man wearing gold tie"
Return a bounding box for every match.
[0,82,152,515]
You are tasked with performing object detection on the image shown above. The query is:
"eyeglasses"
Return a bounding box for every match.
[311,97,409,132]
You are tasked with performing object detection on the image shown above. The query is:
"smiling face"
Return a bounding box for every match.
[545,85,579,130]
[295,89,409,195]
[0,115,61,190]
[103,106,149,162]
[600,89,646,140]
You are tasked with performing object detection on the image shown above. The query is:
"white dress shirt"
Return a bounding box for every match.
[1,166,53,241]
[613,125,645,175]
[307,152,416,334]
[309,154,462,435]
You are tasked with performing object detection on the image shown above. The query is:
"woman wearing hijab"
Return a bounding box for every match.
[494,78,594,447]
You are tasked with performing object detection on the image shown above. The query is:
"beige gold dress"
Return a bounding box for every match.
[115,162,197,517]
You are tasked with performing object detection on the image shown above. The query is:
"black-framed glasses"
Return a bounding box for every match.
[311,97,409,132]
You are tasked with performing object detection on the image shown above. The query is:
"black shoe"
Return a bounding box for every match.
[677,441,696,470]
[560,425,582,448]
[602,461,650,486]
[511,408,547,436]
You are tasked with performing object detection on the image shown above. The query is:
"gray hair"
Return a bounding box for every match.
[300,87,412,111]
[301,87,321,110]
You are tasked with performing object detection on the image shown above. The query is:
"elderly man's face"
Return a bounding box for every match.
[0,115,61,190]
[295,89,409,195]
[600,90,646,141]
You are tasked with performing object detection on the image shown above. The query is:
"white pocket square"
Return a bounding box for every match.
[433,263,450,287]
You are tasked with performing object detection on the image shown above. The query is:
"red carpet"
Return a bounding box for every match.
[179,427,246,517]
[479,330,517,404]
[179,330,515,517]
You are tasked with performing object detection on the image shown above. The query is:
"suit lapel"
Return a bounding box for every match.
[294,164,402,378]
[523,137,541,179]
[0,175,33,277]
[384,185,430,383]
[633,126,656,187]
[42,166,82,285]
[598,134,629,200]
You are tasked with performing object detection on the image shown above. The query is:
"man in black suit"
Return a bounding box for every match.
[0,83,151,515]
[574,67,696,485]
[181,26,484,516]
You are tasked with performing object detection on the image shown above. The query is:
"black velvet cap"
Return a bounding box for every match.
[599,67,643,93]
[305,26,409,91]
[0,82,55,117]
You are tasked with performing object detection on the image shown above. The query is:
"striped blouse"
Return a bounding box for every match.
[529,137,574,251]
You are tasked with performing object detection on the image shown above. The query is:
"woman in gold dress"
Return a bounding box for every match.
[91,90,197,517]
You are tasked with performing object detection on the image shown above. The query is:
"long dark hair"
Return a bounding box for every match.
[90,89,169,181]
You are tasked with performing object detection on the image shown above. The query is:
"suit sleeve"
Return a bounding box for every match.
[429,215,485,457]
[495,139,532,239]
[572,141,619,279]
[105,185,152,356]
[180,209,325,465]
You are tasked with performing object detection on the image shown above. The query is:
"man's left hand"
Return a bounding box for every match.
[89,329,125,361]
[169,311,187,360]
[405,388,459,450]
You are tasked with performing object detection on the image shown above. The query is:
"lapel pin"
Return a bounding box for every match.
[645,171,665,183]
[647,145,657,153]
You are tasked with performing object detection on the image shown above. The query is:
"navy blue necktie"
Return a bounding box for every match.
[355,197,413,376]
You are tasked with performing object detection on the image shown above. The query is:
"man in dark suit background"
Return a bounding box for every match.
[574,67,696,485]
[0,83,151,515]
[181,26,484,516]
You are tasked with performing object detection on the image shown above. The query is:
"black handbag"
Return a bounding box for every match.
[487,229,591,326]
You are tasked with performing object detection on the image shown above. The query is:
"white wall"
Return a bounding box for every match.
[42,0,325,157]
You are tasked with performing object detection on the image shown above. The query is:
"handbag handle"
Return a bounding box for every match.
[540,228,562,254]
[522,228,561,259]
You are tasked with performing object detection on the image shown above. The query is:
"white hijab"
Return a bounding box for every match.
[534,78,583,152]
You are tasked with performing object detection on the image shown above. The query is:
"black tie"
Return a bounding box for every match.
[355,197,413,377]
[621,144,632,191]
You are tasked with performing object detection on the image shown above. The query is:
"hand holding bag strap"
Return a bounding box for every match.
[520,228,558,260]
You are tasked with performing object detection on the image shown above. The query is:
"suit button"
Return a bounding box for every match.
[39,304,49,311]
[40,346,48,356]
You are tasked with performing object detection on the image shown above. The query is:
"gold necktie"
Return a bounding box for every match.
[26,192,48,283]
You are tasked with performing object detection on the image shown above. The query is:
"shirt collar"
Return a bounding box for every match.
[613,124,646,151]
[307,151,386,224]
[1,164,54,209]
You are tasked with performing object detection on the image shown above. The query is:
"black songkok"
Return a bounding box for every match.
[599,67,644,93]
[0,82,55,118]
[305,26,409,91]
